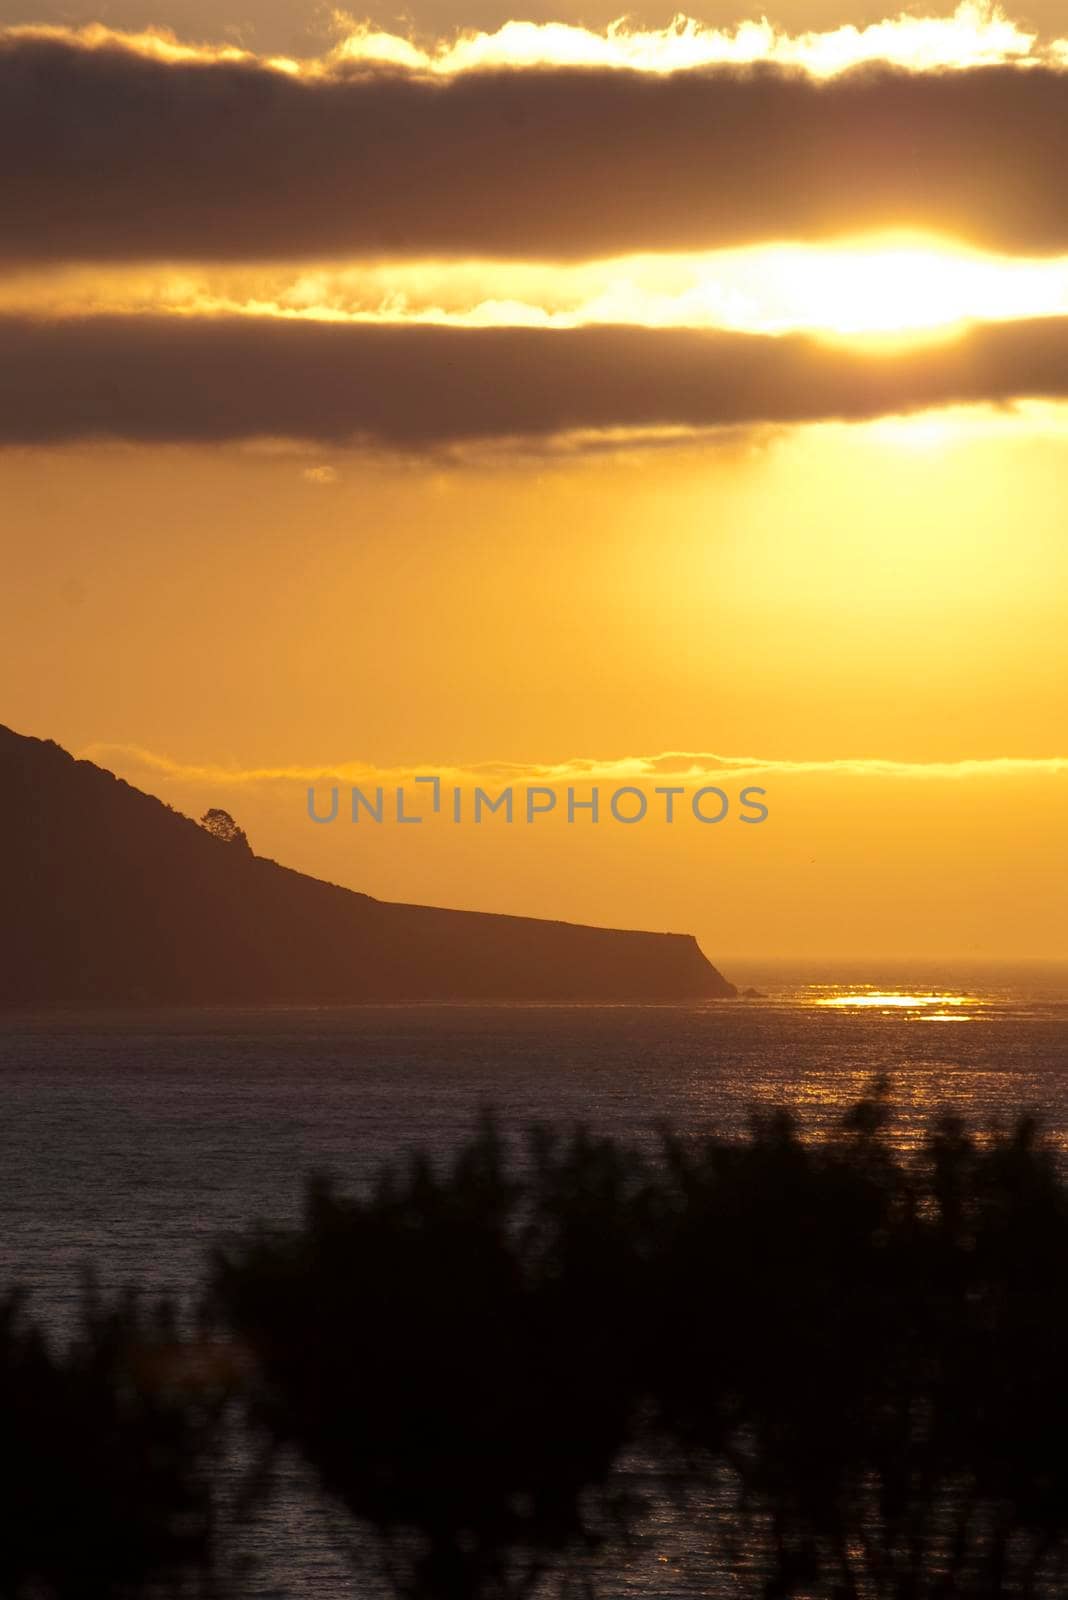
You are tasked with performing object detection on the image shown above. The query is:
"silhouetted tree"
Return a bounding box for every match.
[211,1088,1068,1600]
[16,1090,1066,1599]
[0,1284,237,1598]
[212,1119,653,1600]
[198,809,252,855]
[645,1084,1068,1598]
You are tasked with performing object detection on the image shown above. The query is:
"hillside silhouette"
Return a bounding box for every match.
[0,724,734,1008]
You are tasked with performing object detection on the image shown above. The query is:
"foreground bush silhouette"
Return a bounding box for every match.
[212,1121,655,1599]
[9,1090,1060,1597]
[0,1285,233,1598]
[212,1089,1068,1599]
[645,1084,1068,1597]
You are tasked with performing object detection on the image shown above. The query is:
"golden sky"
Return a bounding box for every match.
[2,5,1065,962]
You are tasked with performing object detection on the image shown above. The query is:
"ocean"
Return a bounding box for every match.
[2,958,1066,1596]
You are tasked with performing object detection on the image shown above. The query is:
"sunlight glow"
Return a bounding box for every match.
[815,991,979,1011]
[4,3,1059,80]
[7,238,1068,339]
[331,2,1038,76]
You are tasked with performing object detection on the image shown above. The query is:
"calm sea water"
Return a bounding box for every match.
[1,959,1066,1596]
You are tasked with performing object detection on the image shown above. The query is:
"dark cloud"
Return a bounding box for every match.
[2,35,1068,261]
[2,313,1067,447]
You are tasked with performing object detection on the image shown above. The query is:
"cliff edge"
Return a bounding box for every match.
[0,725,736,1007]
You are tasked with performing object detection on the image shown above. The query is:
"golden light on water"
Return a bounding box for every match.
[813,991,979,1019]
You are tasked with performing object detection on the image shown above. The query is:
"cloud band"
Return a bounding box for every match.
[81,743,1068,787]
[6,314,1068,446]
[5,34,1068,261]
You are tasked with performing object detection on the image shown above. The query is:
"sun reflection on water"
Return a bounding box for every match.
[810,989,980,1020]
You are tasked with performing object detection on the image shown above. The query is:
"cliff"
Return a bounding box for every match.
[0,725,735,1007]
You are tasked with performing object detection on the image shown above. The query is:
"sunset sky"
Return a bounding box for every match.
[3,0,1066,964]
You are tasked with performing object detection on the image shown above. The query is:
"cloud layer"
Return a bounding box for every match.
[5,31,1068,262]
[8,243,1068,335]
[6,314,1068,447]
[82,742,1068,788]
